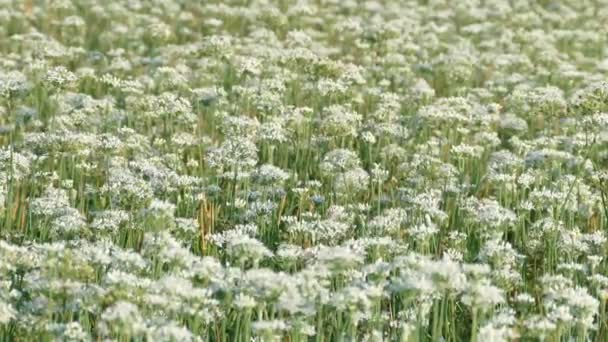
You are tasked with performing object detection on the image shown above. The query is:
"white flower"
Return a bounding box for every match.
[479,323,517,342]
[320,149,361,174]
[252,164,290,185]
[462,280,505,311]
[226,236,273,266]
[45,66,78,88]
[0,70,29,97]
[146,321,200,342]
[233,293,257,310]
[334,167,369,193]
[99,301,146,336]
[252,319,288,333]
[0,300,16,324]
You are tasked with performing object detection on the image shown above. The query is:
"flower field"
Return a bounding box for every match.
[2,0,608,341]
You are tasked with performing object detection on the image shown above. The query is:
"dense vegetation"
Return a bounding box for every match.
[2,0,608,341]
